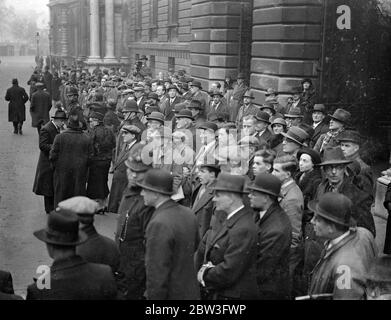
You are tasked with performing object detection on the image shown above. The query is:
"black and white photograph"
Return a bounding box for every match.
[1,0,391,305]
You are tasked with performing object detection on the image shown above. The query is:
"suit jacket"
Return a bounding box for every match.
[207,100,230,122]
[254,203,292,299]
[254,128,273,146]
[145,200,200,300]
[236,103,259,126]
[26,255,118,300]
[311,120,329,148]
[33,121,60,197]
[161,96,183,121]
[280,180,304,247]
[136,97,147,113]
[309,227,377,299]
[191,181,216,239]
[201,207,260,299]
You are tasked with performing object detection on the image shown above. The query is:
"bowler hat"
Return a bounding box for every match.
[260,103,276,115]
[190,81,203,89]
[58,197,99,217]
[147,92,160,101]
[174,102,188,113]
[52,110,68,120]
[89,111,104,122]
[34,210,87,246]
[147,111,165,123]
[123,100,141,113]
[243,90,255,99]
[308,192,353,227]
[197,121,218,132]
[125,143,152,172]
[247,173,281,198]
[137,168,174,195]
[366,255,391,283]
[281,126,309,146]
[337,130,361,145]
[121,124,141,135]
[188,100,202,110]
[318,146,353,166]
[255,110,271,124]
[285,108,304,118]
[212,173,247,194]
[176,109,194,120]
[329,108,351,124]
[312,104,326,113]
[297,148,321,165]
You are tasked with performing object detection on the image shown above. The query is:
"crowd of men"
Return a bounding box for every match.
[2,56,391,300]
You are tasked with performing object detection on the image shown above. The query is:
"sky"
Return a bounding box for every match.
[5,0,49,28]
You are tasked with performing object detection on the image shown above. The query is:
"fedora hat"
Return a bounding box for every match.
[133,86,145,92]
[173,102,188,113]
[308,192,353,227]
[190,81,203,89]
[260,103,276,115]
[247,173,281,198]
[137,168,174,195]
[147,92,160,101]
[271,117,287,127]
[210,90,224,97]
[336,130,361,145]
[52,110,67,120]
[284,108,304,118]
[122,100,141,113]
[318,146,353,166]
[329,108,351,124]
[254,110,271,124]
[89,111,104,122]
[121,124,141,135]
[312,104,326,113]
[212,173,247,194]
[176,109,194,120]
[197,121,218,132]
[34,210,88,246]
[243,90,255,99]
[281,126,308,146]
[57,197,99,217]
[125,142,152,172]
[200,162,221,174]
[168,84,180,92]
[147,111,165,123]
[297,147,321,165]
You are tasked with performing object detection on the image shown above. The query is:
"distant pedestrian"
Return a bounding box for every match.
[30,82,52,134]
[5,78,29,135]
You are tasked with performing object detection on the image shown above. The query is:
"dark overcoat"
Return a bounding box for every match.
[201,207,260,300]
[254,203,292,300]
[383,184,391,254]
[49,128,93,207]
[26,255,118,300]
[145,200,200,300]
[115,187,155,299]
[161,96,183,121]
[33,121,60,197]
[310,120,329,148]
[30,89,52,128]
[77,224,120,273]
[5,84,29,122]
[0,270,23,300]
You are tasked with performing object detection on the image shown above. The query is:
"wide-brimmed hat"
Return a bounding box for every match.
[57,197,99,217]
[125,143,152,172]
[210,90,224,97]
[271,117,287,127]
[147,92,160,101]
[33,210,88,246]
[254,110,271,124]
[308,192,353,227]
[297,147,321,165]
[247,173,281,197]
[197,121,218,132]
[238,136,260,148]
[260,103,276,115]
[190,81,203,89]
[285,108,304,118]
[212,173,247,194]
[336,130,361,145]
[318,146,353,166]
[329,108,351,124]
[147,111,165,123]
[281,126,308,146]
[312,104,326,114]
[137,168,174,195]
[52,110,67,120]
[121,124,142,135]
[167,84,180,92]
[176,109,194,120]
[199,163,221,174]
[122,100,141,113]
[243,90,255,99]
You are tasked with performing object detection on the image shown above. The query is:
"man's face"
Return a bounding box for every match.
[303,82,311,90]
[122,131,135,144]
[255,120,267,133]
[212,95,221,104]
[190,86,198,94]
[168,89,177,99]
[148,120,162,131]
[253,156,270,176]
[212,191,233,212]
[67,94,78,103]
[176,117,189,129]
[329,119,344,130]
[89,118,99,128]
[156,86,165,97]
[242,119,256,136]
[293,93,300,101]
[311,214,331,239]
[198,168,213,185]
[140,188,156,207]
[272,163,289,182]
[299,154,314,172]
[282,138,300,154]
[272,124,284,135]
[248,190,268,211]
[312,111,325,123]
[151,82,158,92]
[324,164,346,185]
[126,169,146,188]
[340,141,359,158]
[243,97,251,105]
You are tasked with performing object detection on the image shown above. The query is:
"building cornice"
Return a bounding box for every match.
[48,0,78,8]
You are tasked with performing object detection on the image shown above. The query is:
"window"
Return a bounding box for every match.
[168,0,179,25]
[149,0,158,41]
[135,0,142,41]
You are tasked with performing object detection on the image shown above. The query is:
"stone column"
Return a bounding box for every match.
[88,0,101,62]
[104,0,117,62]
[59,7,69,57]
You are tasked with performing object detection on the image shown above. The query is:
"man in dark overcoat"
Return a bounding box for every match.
[196,174,259,300]
[30,82,52,134]
[33,110,67,213]
[5,78,29,134]
[310,104,329,148]
[138,169,200,300]
[247,173,292,299]
[43,66,53,100]
[26,208,118,300]
[115,143,155,299]
[49,113,93,207]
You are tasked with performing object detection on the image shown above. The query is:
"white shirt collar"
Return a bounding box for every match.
[313,121,321,129]
[259,210,267,221]
[226,205,245,220]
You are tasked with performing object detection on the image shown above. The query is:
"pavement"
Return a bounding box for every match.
[0,56,387,298]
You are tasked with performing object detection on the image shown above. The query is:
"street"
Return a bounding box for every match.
[0,56,117,297]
